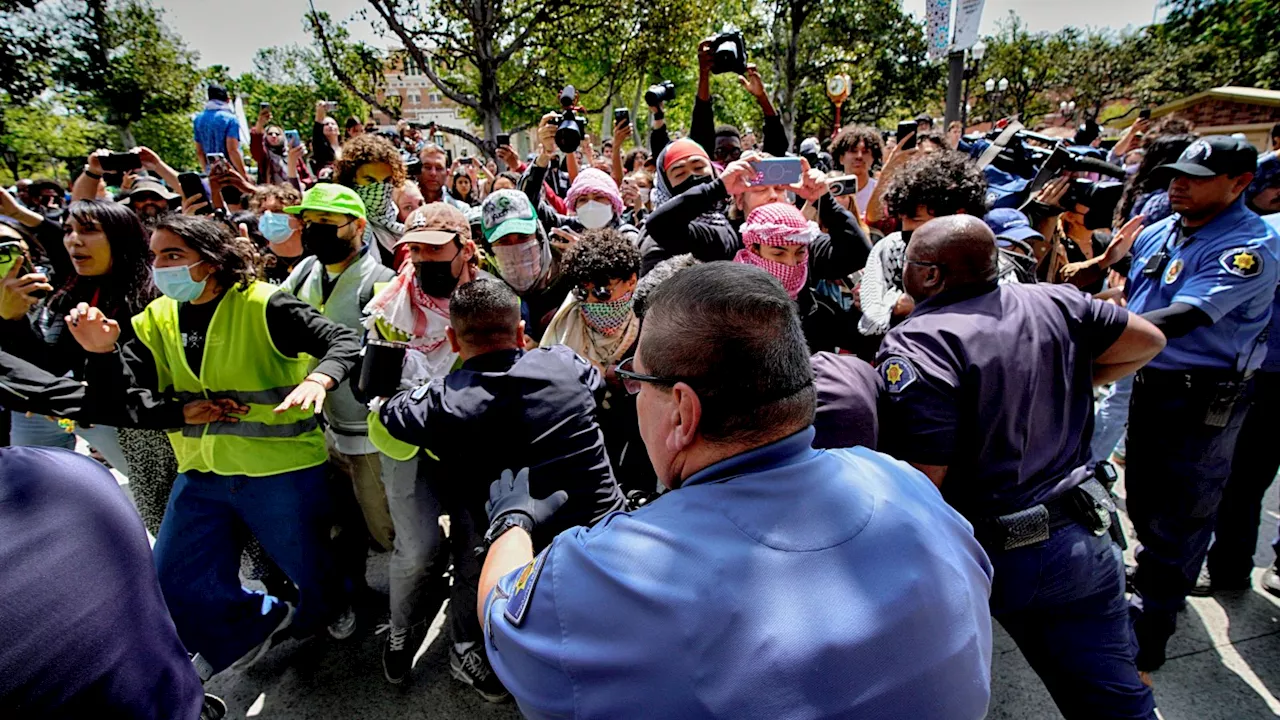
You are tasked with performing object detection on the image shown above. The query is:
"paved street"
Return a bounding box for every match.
[121,463,1280,719]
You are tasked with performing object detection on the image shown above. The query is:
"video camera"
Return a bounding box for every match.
[645,80,675,108]
[978,128,1127,228]
[549,85,586,154]
[707,31,747,75]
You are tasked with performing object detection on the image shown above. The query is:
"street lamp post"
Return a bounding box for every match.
[1058,100,1077,127]
[960,41,985,131]
[985,77,1009,124]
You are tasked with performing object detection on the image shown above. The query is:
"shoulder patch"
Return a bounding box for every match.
[1219,247,1264,278]
[880,355,919,394]
[503,549,549,628]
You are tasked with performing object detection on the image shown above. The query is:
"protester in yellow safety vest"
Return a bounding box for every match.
[65,213,362,681]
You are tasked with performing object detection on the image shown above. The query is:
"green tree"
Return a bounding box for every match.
[55,0,201,149]
[747,0,941,147]
[0,98,109,183]
[1058,28,1147,122]
[1136,0,1278,103]
[309,0,714,152]
[972,13,1071,126]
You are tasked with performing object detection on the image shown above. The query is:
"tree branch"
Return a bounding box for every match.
[307,1,402,120]
[365,0,482,110]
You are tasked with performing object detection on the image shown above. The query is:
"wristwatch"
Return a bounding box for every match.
[82,166,102,179]
[484,512,535,548]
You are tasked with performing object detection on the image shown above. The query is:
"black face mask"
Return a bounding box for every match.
[301,221,356,265]
[670,173,712,197]
[415,258,460,298]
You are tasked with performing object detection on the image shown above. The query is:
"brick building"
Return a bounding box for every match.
[1141,86,1280,150]
[370,50,482,157]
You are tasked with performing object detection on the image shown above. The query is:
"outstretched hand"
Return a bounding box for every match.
[485,467,568,528]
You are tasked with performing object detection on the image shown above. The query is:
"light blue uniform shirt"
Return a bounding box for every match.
[484,428,994,720]
[1261,214,1280,373]
[1127,197,1280,372]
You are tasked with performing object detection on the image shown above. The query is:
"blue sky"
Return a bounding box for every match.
[161,0,1164,75]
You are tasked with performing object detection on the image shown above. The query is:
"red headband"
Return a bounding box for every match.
[662,139,710,172]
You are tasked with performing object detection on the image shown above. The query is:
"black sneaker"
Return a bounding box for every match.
[450,644,510,703]
[381,624,415,684]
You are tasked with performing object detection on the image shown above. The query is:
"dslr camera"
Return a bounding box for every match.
[707,31,747,75]
[549,85,586,154]
[645,80,675,108]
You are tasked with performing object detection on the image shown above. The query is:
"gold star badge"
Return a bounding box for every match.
[885,363,903,384]
[1234,253,1256,271]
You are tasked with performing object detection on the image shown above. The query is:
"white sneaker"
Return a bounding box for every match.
[327,605,358,640]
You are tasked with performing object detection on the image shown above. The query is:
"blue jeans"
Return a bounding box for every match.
[1091,374,1133,463]
[153,465,348,673]
[9,410,131,476]
[990,523,1156,719]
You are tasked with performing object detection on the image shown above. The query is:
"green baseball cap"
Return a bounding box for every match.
[480,189,539,242]
[284,183,366,220]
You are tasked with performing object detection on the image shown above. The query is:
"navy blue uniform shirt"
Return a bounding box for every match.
[485,429,994,720]
[0,448,204,719]
[380,344,625,546]
[1127,197,1280,373]
[877,283,1130,519]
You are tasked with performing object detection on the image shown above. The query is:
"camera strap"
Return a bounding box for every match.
[976,121,1024,170]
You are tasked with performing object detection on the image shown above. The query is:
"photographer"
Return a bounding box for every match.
[312,101,343,175]
[830,125,884,217]
[251,105,312,188]
[641,143,868,352]
[648,43,787,160]
[522,114,640,243]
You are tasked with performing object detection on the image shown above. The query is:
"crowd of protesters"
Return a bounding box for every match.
[2,54,1280,720]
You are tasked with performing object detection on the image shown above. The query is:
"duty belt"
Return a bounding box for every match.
[973,478,1118,552]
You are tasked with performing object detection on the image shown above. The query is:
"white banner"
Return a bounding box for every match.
[951,0,986,52]
[926,0,953,61]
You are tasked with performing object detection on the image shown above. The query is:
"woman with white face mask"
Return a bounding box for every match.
[522,133,642,245]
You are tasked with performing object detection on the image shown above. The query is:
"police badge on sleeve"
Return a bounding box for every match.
[1219,247,1264,278]
[880,356,918,394]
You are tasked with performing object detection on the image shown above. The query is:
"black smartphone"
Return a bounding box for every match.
[99,152,143,173]
[460,157,473,166]
[496,133,510,147]
[260,102,271,110]
[614,108,630,126]
[177,172,211,215]
[1138,108,1151,121]
[896,120,918,150]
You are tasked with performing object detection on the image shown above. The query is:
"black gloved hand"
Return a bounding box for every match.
[486,467,569,528]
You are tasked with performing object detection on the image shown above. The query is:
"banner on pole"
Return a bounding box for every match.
[951,0,986,52]
[926,0,953,60]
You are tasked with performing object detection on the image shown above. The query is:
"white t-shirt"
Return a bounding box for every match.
[854,178,877,215]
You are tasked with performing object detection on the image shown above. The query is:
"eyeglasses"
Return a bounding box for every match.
[614,356,694,395]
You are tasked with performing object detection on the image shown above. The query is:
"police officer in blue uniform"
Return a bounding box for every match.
[1123,136,1280,672]
[475,262,995,720]
[876,215,1166,719]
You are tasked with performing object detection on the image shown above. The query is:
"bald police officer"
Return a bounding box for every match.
[876,216,1165,719]
[475,262,995,720]
[1124,136,1280,672]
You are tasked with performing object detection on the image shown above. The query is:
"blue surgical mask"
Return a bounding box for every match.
[259,210,294,244]
[153,262,208,303]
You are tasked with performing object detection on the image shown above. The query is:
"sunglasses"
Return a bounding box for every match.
[614,356,694,396]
